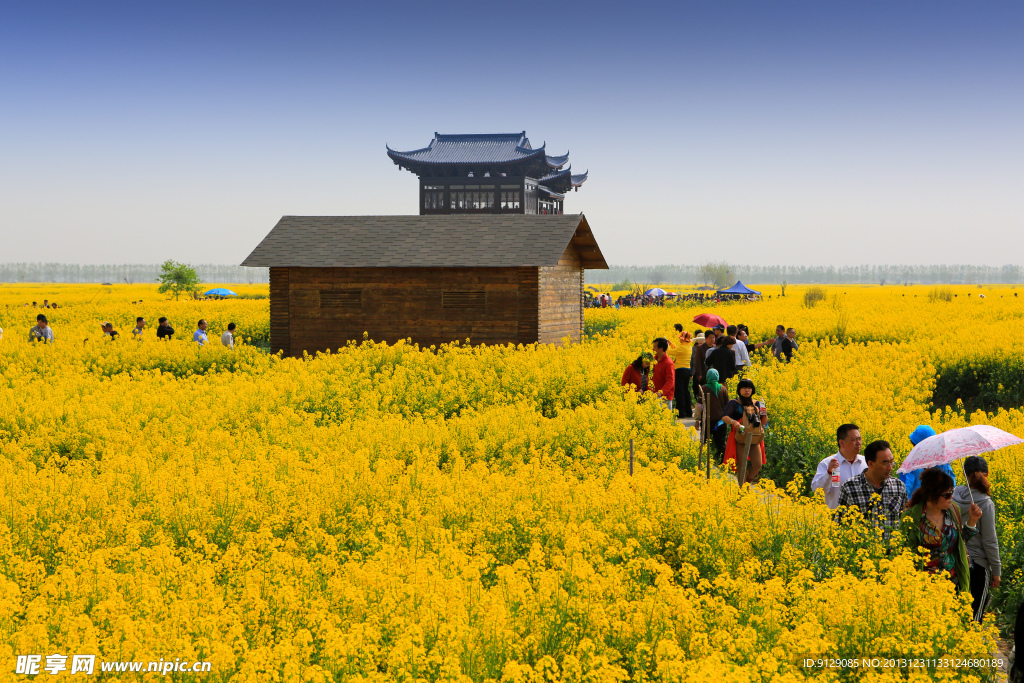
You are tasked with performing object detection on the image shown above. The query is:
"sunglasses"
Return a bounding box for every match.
[940,491,954,499]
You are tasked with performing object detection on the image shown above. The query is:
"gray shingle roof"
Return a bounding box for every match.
[240,214,609,269]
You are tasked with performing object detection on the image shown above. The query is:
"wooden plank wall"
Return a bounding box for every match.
[269,267,290,356]
[516,267,539,345]
[283,267,532,355]
[537,245,583,345]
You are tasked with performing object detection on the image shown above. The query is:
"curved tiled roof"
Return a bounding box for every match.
[545,152,569,168]
[536,167,589,193]
[387,132,546,165]
[387,132,584,184]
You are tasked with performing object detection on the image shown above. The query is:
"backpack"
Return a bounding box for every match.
[734,402,765,445]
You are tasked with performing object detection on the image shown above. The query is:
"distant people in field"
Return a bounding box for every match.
[101,322,119,340]
[812,424,865,510]
[156,317,175,340]
[193,319,209,346]
[29,314,53,343]
[901,467,981,593]
[954,456,1001,622]
[897,426,956,498]
[132,318,146,339]
[621,352,652,393]
[221,323,236,349]
[835,440,908,538]
[42,299,50,308]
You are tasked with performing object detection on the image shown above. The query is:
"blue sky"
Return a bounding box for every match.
[1,1,1021,266]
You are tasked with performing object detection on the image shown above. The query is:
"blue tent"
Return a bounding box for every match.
[204,288,238,296]
[644,287,667,296]
[716,281,761,295]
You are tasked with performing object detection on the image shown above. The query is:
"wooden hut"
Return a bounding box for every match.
[241,213,608,356]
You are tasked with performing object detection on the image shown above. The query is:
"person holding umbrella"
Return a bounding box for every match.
[953,456,1001,622]
[896,425,1023,594]
[900,467,981,594]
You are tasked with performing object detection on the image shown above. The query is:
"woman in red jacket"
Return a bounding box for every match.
[621,352,653,393]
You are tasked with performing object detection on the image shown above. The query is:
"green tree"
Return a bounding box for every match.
[156,260,200,300]
[699,261,734,289]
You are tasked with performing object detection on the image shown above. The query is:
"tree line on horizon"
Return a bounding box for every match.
[0,262,1020,287]
[0,263,269,284]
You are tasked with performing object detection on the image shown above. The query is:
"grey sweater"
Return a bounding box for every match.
[953,485,1001,577]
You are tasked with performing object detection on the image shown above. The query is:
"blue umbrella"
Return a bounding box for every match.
[644,287,667,296]
[204,288,237,296]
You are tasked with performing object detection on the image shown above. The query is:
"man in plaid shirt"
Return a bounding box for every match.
[835,440,908,536]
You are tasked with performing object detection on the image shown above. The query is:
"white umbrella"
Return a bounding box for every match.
[897,425,1023,503]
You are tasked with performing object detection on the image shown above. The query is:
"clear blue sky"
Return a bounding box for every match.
[1,1,1021,266]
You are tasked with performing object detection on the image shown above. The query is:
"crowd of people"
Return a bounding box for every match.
[620,322,799,481]
[618,324,1006,625]
[812,423,1001,624]
[586,293,671,308]
[25,315,238,349]
[586,291,765,309]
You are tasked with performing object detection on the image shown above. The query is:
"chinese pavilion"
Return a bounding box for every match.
[387,132,588,216]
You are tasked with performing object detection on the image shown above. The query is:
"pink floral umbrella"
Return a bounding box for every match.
[896,425,1023,475]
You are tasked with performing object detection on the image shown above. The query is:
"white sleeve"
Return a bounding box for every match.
[822,475,841,510]
[810,458,830,493]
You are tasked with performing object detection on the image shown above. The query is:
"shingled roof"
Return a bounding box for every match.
[241,214,608,269]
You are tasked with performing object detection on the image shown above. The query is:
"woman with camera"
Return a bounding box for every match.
[721,378,768,482]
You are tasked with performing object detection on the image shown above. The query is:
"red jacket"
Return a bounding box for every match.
[650,354,675,398]
[621,364,646,392]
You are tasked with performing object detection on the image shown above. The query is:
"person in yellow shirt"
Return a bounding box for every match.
[667,325,693,418]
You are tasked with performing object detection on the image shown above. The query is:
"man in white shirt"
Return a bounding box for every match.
[811,423,866,509]
[221,322,236,349]
[731,326,751,369]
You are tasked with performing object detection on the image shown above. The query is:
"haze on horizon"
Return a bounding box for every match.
[1,1,1021,268]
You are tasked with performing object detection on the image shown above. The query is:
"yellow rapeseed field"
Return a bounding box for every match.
[0,282,1020,682]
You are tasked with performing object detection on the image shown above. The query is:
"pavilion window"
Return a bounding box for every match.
[448,185,494,211]
[500,185,520,210]
[423,185,444,211]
